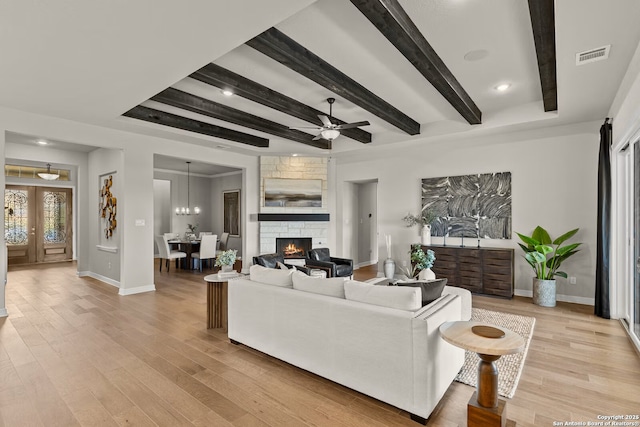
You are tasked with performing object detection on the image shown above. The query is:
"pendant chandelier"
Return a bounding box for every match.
[175,161,200,215]
[38,163,60,181]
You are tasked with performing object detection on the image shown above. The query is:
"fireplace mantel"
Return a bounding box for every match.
[258,213,329,222]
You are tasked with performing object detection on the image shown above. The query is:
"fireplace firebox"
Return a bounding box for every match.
[276,237,312,259]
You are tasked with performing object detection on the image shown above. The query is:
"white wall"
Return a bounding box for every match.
[153,179,171,251]
[88,148,123,284]
[335,122,600,304]
[0,104,261,312]
[154,170,214,237]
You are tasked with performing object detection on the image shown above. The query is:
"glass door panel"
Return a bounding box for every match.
[5,186,36,264]
[37,187,72,263]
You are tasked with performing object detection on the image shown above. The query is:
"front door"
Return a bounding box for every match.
[5,185,73,265]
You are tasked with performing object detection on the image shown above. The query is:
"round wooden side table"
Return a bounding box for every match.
[440,320,525,427]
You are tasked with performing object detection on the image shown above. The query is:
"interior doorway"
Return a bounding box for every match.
[5,185,73,265]
[343,180,378,269]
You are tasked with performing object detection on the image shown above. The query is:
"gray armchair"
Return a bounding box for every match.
[306,248,353,278]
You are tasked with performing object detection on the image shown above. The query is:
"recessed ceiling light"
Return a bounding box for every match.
[292,153,299,157]
[37,140,48,145]
[495,83,511,92]
[221,89,234,97]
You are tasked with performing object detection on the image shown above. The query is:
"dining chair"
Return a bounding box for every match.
[199,231,212,239]
[219,232,230,251]
[155,235,186,272]
[192,234,218,272]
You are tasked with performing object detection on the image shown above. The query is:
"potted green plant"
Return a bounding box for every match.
[398,244,436,280]
[516,226,581,307]
[216,249,237,274]
[403,210,437,245]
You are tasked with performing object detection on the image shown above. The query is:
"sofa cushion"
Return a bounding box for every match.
[397,278,448,306]
[249,264,294,287]
[292,270,346,298]
[344,280,421,311]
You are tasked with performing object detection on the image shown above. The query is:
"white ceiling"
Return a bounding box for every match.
[2,0,640,160]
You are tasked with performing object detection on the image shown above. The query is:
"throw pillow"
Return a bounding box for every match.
[276,261,289,270]
[292,270,346,298]
[397,278,448,306]
[249,264,294,287]
[344,280,421,311]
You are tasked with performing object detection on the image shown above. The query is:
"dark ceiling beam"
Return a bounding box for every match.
[123,105,269,148]
[527,0,557,112]
[350,0,482,125]
[191,64,371,144]
[152,87,330,149]
[246,27,420,135]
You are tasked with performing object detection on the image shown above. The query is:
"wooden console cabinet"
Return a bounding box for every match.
[421,245,514,298]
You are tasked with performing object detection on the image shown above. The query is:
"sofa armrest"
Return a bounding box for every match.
[442,286,472,321]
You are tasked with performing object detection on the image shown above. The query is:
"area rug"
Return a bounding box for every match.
[454,308,536,398]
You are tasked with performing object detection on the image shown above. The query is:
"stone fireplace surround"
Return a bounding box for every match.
[259,156,329,257]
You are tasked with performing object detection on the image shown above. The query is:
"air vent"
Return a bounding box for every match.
[576,45,610,65]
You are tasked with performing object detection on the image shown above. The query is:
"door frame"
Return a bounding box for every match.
[5,185,73,265]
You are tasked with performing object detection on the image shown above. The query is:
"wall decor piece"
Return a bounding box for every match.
[223,189,241,237]
[264,178,322,208]
[100,174,117,239]
[421,172,511,239]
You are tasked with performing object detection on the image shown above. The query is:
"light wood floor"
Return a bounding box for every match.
[1,262,639,426]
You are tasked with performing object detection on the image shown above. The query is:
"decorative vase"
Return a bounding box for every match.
[533,278,556,307]
[421,224,432,245]
[418,268,436,281]
[383,258,396,280]
[221,264,234,273]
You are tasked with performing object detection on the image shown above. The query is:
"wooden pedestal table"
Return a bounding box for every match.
[439,321,525,427]
[203,272,243,331]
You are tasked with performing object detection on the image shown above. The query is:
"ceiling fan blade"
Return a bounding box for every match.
[334,121,370,130]
[289,126,323,130]
[318,114,332,127]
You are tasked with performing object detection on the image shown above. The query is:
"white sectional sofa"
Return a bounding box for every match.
[227,266,472,424]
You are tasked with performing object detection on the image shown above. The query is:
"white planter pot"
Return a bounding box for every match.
[533,278,556,307]
[418,268,436,281]
[383,258,396,280]
[421,225,432,245]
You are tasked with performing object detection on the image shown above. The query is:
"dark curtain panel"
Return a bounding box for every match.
[595,119,612,318]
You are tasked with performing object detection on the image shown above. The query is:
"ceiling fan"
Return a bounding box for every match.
[290,98,370,141]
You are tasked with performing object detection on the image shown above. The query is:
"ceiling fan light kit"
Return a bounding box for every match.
[289,97,370,143]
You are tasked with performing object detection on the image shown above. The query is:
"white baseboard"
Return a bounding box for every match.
[355,260,378,270]
[78,272,156,295]
[513,289,595,306]
[119,285,156,296]
[0,307,7,317]
[78,271,120,289]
